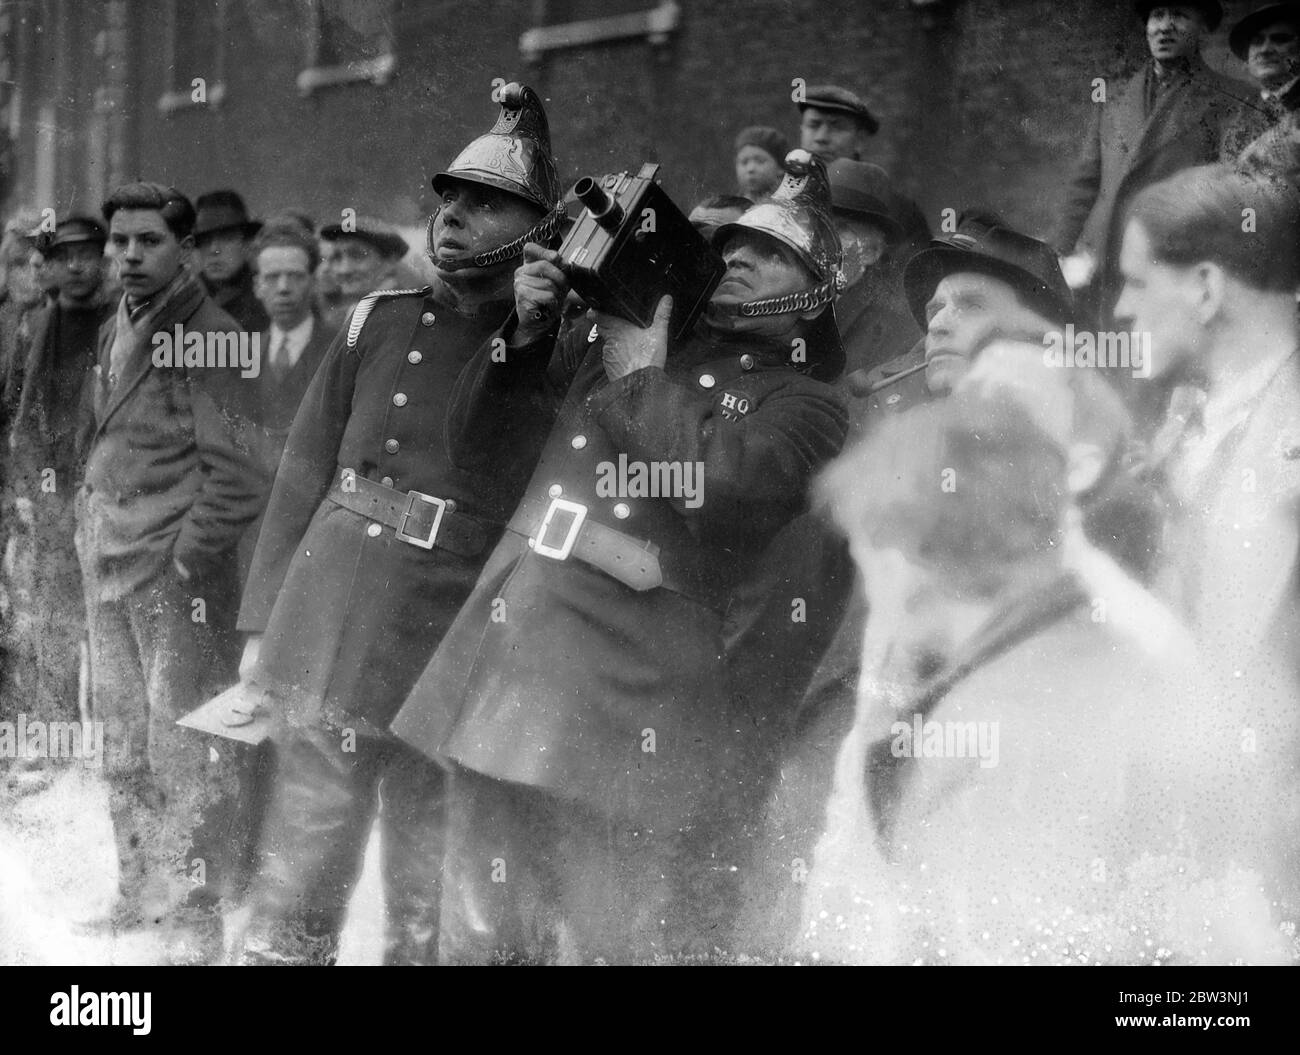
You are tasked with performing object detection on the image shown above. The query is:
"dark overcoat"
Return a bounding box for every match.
[237,287,519,733]
[390,319,849,826]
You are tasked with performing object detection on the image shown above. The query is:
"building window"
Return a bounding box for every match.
[297,0,396,97]
[520,0,680,64]
[158,0,227,114]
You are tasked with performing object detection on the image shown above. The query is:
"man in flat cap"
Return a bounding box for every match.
[233,82,568,966]
[316,215,409,328]
[194,189,269,334]
[1231,3,1300,184]
[2,215,112,794]
[1052,2,1261,323]
[796,85,931,264]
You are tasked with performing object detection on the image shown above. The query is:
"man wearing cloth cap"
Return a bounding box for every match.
[232,83,568,965]
[1051,3,1260,321]
[2,216,112,793]
[193,190,269,334]
[796,85,931,259]
[734,215,1074,954]
[317,215,409,328]
[1231,3,1300,185]
[391,151,849,963]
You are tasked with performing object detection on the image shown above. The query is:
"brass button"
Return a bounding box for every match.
[393,393,408,407]
[445,499,457,513]
[612,502,630,520]
[408,350,423,364]
[885,393,901,406]
[739,354,755,370]
[547,484,563,498]
[420,312,436,327]
[366,523,382,538]
[381,476,394,488]
[571,435,587,450]
[385,439,400,454]
[699,373,716,389]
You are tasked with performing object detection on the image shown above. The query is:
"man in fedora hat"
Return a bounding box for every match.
[193,189,268,334]
[825,159,919,385]
[1230,3,1300,183]
[1052,2,1260,322]
[391,150,849,964]
[232,82,567,965]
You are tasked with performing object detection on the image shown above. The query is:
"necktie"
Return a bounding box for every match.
[270,331,290,382]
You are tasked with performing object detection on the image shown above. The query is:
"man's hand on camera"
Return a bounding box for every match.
[510,242,570,347]
[597,295,672,382]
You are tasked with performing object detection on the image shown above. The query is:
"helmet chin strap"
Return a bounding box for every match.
[710,276,842,318]
[426,203,567,273]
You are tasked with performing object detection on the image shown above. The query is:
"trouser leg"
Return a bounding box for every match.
[240,723,381,965]
[377,739,448,966]
[439,765,559,965]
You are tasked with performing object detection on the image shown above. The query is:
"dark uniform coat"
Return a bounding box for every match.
[391,320,849,826]
[237,287,518,734]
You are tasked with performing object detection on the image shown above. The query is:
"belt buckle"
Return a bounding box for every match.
[395,490,446,550]
[532,497,587,561]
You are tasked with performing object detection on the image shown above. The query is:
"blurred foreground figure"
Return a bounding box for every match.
[800,390,1293,964]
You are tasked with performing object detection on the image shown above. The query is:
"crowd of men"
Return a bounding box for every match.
[1,1,1299,965]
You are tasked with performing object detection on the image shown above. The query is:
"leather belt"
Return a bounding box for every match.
[510,496,727,613]
[326,468,488,558]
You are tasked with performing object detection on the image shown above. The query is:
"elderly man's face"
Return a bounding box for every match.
[800,107,867,163]
[1248,19,1300,90]
[1146,6,1205,62]
[922,272,1027,394]
[329,236,396,299]
[710,228,819,337]
[1112,219,1203,382]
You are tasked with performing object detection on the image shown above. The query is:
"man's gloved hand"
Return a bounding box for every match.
[595,295,673,382]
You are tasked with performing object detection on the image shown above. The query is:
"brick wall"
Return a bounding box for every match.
[8,0,1265,246]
